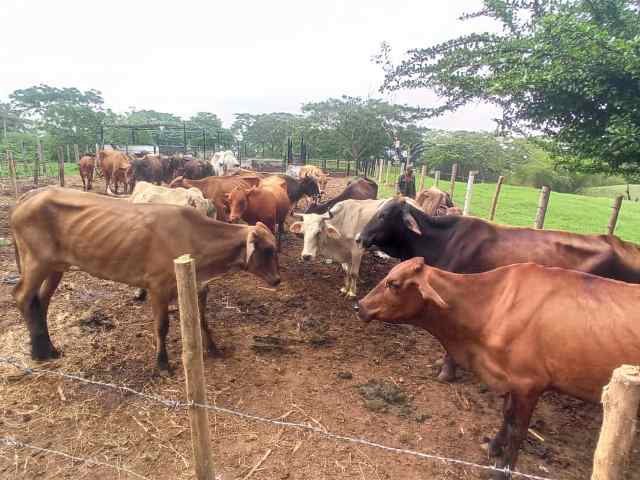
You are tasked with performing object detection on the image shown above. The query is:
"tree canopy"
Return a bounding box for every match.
[379,0,640,175]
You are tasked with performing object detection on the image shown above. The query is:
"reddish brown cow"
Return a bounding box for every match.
[358,258,640,478]
[226,186,279,234]
[97,150,132,194]
[10,187,280,374]
[358,198,640,381]
[169,175,261,221]
[78,154,95,191]
[259,175,304,247]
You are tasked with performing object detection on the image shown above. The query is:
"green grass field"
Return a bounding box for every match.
[377,170,640,244]
[580,184,640,200]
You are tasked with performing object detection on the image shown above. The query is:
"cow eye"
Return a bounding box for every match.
[386,280,400,291]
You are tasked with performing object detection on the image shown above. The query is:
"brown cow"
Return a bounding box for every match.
[175,158,213,180]
[10,187,280,374]
[259,175,309,247]
[226,186,279,234]
[415,186,456,216]
[358,258,640,478]
[169,175,261,222]
[78,154,95,191]
[97,149,132,194]
[357,198,640,381]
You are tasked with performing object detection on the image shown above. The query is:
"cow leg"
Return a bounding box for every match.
[81,175,86,191]
[347,250,363,297]
[198,285,219,357]
[88,172,93,190]
[149,291,171,374]
[14,266,59,360]
[491,391,539,480]
[38,271,63,320]
[104,172,111,194]
[437,354,459,382]
[339,263,351,295]
[277,221,284,251]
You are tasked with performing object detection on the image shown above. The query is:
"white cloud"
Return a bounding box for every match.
[0,0,501,130]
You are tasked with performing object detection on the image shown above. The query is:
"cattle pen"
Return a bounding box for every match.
[1,174,639,479]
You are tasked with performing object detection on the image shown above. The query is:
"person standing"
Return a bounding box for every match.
[397,165,416,198]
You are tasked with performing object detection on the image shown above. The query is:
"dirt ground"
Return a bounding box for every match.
[1,175,639,480]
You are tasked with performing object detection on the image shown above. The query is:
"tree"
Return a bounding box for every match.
[379,0,640,175]
[10,85,107,145]
[302,96,424,166]
[232,112,304,157]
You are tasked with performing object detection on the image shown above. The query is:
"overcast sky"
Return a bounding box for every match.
[1,0,501,131]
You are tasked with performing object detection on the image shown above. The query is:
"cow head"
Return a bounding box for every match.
[357,257,447,325]
[226,186,253,223]
[299,175,320,199]
[357,199,422,258]
[289,212,341,261]
[245,222,281,287]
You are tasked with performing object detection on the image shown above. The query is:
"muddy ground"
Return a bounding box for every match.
[0,175,638,480]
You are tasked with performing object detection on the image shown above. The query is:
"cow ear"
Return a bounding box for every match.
[402,211,421,235]
[289,222,304,234]
[325,223,341,239]
[413,278,447,309]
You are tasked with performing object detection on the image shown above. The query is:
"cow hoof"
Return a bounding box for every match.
[133,288,147,302]
[437,367,457,383]
[31,338,60,361]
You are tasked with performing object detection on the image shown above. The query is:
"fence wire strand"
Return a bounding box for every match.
[0,436,148,479]
[0,356,556,480]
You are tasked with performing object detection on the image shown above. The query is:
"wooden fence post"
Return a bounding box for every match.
[7,151,19,198]
[534,186,551,229]
[74,144,80,163]
[57,146,65,187]
[434,170,440,188]
[377,159,384,184]
[592,365,640,480]
[489,176,505,221]
[35,139,42,185]
[463,171,476,216]
[174,254,216,480]
[385,161,391,185]
[449,163,458,198]
[607,195,624,235]
[419,165,426,192]
[66,144,70,164]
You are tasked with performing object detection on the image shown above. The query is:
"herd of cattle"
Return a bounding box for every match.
[7,148,640,478]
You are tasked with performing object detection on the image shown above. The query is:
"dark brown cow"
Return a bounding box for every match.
[175,158,213,180]
[10,187,280,374]
[358,258,640,478]
[305,177,377,214]
[78,154,95,191]
[131,154,164,186]
[169,175,261,222]
[97,150,132,194]
[358,198,640,381]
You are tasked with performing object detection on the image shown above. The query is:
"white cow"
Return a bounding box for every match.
[129,181,216,218]
[210,150,240,176]
[289,198,393,297]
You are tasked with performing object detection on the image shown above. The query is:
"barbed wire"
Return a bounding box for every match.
[0,356,556,480]
[0,436,148,479]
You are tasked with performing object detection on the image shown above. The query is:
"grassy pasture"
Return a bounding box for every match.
[580,184,640,200]
[377,169,640,244]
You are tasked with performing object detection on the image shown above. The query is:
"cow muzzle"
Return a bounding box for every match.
[301,254,313,262]
[356,301,374,323]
